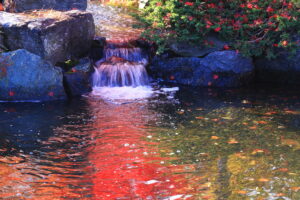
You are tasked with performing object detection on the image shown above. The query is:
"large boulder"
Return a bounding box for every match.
[0,49,66,101]
[3,0,87,12]
[169,34,229,57]
[150,51,254,87]
[0,10,95,64]
[63,57,93,97]
[255,49,300,85]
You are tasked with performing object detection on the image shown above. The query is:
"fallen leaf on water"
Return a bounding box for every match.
[235,153,246,159]
[284,110,300,115]
[236,190,247,194]
[258,178,269,182]
[211,136,219,140]
[177,111,184,114]
[281,139,300,150]
[195,116,204,119]
[290,187,300,191]
[228,138,239,144]
[249,126,257,130]
[211,118,219,122]
[264,111,277,115]
[257,121,268,124]
[275,193,285,197]
[251,149,265,155]
[277,168,289,172]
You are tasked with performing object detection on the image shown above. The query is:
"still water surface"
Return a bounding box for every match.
[0,86,300,200]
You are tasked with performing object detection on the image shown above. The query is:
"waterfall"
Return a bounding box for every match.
[92,42,152,100]
[93,56,149,87]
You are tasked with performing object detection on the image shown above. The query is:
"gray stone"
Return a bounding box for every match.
[3,0,87,12]
[169,34,228,57]
[0,49,66,101]
[255,49,300,85]
[0,10,95,64]
[150,51,254,87]
[63,57,93,97]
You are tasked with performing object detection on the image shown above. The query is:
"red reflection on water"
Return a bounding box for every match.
[87,100,194,200]
[0,99,203,200]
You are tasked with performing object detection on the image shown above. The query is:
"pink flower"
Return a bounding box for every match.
[266,6,274,12]
[9,91,15,96]
[213,74,219,80]
[214,26,221,32]
[223,45,230,50]
[185,2,194,6]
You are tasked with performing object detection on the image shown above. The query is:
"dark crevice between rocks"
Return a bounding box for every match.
[0,26,10,53]
[90,37,106,63]
[62,75,73,100]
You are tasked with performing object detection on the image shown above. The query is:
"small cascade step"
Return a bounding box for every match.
[92,41,150,87]
[104,47,148,65]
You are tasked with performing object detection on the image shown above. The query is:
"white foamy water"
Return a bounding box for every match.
[91,86,180,101]
[92,86,154,100]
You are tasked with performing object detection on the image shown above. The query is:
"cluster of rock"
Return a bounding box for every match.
[0,0,95,101]
[0,0,299,102]
[149,34,300,87]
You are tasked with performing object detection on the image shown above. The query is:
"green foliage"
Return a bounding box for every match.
[139,0,300,58]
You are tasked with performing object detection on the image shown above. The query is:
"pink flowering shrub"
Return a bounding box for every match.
[139,0,300,58]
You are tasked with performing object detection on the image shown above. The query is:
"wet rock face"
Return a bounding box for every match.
[63,57,93,97]
[0,49,66,101]
[150,51,254,87]
[169,34,229,57]
[0,10,95,64]
[255,49,300,85]
[3,0,87,12]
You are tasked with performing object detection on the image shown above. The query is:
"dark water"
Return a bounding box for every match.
[1,86,300,200]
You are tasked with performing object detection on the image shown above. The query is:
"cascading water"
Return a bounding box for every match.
[92,42,153,100]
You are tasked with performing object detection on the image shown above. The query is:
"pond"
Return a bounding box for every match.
[0,86,300,200]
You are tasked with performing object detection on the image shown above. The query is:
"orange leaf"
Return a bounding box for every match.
[249,126,257,130]
[228,138,239,144]
[277,168,289,172]
[251,149,265,155]
[291,187,300,191]
[237,190,247,194]
[258,178,269,182]
[275,193,285,197]
[264,111,277,115]
[257,121,268,124]
[285,110,300,115]
[211,136,219,140]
